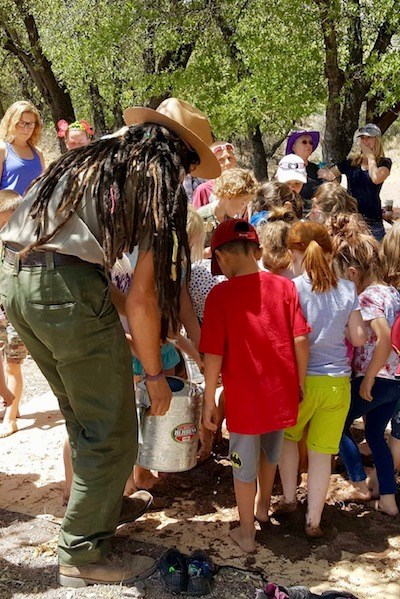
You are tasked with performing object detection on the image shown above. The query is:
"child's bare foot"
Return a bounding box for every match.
[338,481,372,502]
[374,494,399,516]
[365,468,380,499]
[358,439,372,457]
[271,498,297,515]
[0,420,18,438]
[134,467,159,490]
[305,522,324,538]
[229,526,257,553]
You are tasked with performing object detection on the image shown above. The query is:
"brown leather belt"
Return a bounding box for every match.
[3,246,87,267]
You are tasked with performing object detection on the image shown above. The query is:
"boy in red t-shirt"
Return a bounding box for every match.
[200,219,310,553]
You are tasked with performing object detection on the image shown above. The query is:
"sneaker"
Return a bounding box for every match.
[58,553,156,588]
[118,491,153,526]
[186,550,215,596]
[158,548,188,594]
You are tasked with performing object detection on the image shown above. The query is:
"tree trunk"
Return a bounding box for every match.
[111,73,124,131]
[249,125,268,181]
[367,99,400,134]
[317,0,398,161]
[2,2,75,127]
[89,82,107,135]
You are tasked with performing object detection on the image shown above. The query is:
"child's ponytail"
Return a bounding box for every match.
[287,222,338,292]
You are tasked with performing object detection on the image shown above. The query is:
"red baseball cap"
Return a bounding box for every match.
[211,219,259,275]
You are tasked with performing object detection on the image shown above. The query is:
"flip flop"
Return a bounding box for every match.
[117,490,153,526]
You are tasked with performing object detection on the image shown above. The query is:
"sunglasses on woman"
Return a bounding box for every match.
[17,120,36,130]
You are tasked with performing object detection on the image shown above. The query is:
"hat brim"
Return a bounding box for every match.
[277,171,307,184]
[123,107,221,179]
[356,131,381,138]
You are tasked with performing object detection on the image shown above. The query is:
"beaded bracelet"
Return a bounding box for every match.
[145,369,164,382]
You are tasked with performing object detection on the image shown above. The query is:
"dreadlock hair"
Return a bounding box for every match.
[20,123,200,338]
[287,221,338,292]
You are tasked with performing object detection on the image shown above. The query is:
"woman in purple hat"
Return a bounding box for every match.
[285,130,323,212]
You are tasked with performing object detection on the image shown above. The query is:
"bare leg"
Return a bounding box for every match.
[134,465,159,490]
[0,357,14,411]
[63,436,73,505]
[388,435,400,471]
[124,468,138,496]
[305,450,331,535]
[365,467,380,498]
[230,477,257,553]
[255,451,276,522]
[278,439,299,505]
[0,361,22,437]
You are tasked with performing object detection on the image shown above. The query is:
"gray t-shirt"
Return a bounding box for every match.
[1,174,150,265]
[294,274,360,376]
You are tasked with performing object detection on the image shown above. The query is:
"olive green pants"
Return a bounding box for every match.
[0,260,137,565]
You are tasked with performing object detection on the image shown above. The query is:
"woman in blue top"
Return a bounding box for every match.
[318,124,391,242]
[0,101,44,195]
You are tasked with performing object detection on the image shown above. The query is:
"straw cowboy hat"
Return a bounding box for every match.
[123,98,221,179]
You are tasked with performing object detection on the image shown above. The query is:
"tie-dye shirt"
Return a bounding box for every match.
[353,284,400,380]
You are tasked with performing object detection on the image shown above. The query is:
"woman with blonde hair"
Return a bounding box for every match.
[278,221,366,537]
[0,100,44,195]
[318,124,391,241]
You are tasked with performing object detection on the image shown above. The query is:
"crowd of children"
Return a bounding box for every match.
[195,164,400,554]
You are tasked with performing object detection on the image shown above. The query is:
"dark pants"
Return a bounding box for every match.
[339,376,400,495]
[0,259,137,565]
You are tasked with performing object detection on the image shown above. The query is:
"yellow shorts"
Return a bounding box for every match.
[284,375,350,454]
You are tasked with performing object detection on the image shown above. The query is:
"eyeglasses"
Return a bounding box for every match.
[279,162,306,171]
[300,139,313,146]
[212,143,235,155]
[17,120,36,130]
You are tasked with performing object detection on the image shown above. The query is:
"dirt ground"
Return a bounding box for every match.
[1,363,400,599]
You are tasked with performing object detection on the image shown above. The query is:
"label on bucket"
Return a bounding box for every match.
[172,422,197,443]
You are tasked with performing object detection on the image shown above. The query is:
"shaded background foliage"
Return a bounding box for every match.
[0,0,399,178]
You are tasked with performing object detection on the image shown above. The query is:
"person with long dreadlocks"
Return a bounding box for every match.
[0,98,220,588]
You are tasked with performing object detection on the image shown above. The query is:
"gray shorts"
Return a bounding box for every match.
[229,430,284,482]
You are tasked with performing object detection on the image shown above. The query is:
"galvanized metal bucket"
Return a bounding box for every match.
[136,376,203,473]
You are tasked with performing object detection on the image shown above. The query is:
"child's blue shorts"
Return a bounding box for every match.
[132,342,180,376]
